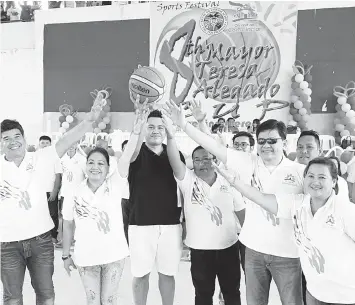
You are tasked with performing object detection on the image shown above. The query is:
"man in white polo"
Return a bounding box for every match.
[165,100,305,305]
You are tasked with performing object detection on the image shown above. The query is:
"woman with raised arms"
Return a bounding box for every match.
[215,157,355,305]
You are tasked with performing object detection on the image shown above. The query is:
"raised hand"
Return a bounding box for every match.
[87,92,106,122]
[162,114,175,139]
[129,91,150,112]
[188,99,206,122]
[212,162,236,186]
[163,100,187,129]
[132,100,149,135]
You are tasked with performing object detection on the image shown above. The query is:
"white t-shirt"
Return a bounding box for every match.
[226,149,305,257]
[60,152,86,199]
[0,146,58,242]
[7,7,21,21]
[41,153,63,192]
[176,168,245,250]
[62,168,129,267]
[337,176,350,202]
[276,192,355,303]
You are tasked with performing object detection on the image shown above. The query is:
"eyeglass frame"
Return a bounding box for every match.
[192,157,214,165]
[257,137,283,145]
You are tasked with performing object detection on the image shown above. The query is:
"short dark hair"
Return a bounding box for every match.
[256,119,287,140]
[86,147,110,166]
[304,157,339,195]
[39,135,51,143]
[217,118,225,123]
[191,145,215,160]
[232,131,255,147]
[148,109,162,119]
[1,119,24,136]
[253,118,260,125]
[328,156,341,176]
[121,140,128,150]
[297,130,320,148]
[211,123,220,133]
[227,117,235,122]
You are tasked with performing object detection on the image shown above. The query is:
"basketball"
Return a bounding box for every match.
[129,66,165,104]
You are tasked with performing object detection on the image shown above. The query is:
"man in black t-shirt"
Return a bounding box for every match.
[128,109,184,305]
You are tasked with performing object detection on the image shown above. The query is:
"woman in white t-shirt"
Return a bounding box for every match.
[215,157,355,305]
[62,107,148,305]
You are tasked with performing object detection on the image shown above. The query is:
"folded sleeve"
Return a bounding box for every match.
[276,193,305,219]
[232,189,246,212]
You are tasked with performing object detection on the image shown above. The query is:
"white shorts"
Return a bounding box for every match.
[128,224,183,277]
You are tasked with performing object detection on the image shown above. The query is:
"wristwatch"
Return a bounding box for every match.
[62,255,71,261]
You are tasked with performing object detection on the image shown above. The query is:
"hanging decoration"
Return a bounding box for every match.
[90,85,113,134]
[287,61,313,131]
[333,81,355,144]
[58,104,79,134]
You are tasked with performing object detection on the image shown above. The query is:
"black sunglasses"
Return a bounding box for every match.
[257,138,282,145]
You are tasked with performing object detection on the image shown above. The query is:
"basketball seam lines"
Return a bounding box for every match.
[130,75,164,93]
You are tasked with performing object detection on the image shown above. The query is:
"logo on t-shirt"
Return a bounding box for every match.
[283,174,296,185]
[0,180,32,210]
[192,180,223,226]
[74,196,110,234]
[325,214,335,226]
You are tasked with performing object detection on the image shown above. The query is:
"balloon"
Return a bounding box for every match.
[106,112,111,118]
[294,101,303,109]
[62,122,70,129]
[293,114,302,122]
[341,151,354,164]
[342,103,351,112]
[334,118,341,125]
[299,108,307,116]
[303,101,311,110]
[98,122,106,130]
[303,88,312,95]
[59,127,66,134]
[298,121,307,129]
[294,88,303,96]
[340,162,348,175]
[308,83,312,89]
[299,94,308,103]
[302,114,310,122]
[290,108,298,115]
[338,111,347,118]
[103,105,111,112]
[335,124,345,132]
[103,117,110,124]
[337,96,347,105]
[66,115,74,123]
[350,117,355,124]
[290,95,299,102]
[343,117,351,125]
[291,82,299,90]
[59,116,66,124]
[291,75,296,82]
[305,74,312,82]
[340,130,350,137]
[107,148,115,156]
[295,74,304,83]
[346,110,355,118]
[288,120,297,126]
[299,81,309,89]
[307,96,312,103]
[94,128,101,134]
[335,104,341,112]
[99,110,106,118]
[92,121,98,128]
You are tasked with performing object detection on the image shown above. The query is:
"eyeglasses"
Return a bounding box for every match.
[233,142,250,149]
[193,158,214,164]
[257,138,282,145]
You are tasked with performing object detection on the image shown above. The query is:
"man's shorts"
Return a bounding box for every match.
[128,224,183,277]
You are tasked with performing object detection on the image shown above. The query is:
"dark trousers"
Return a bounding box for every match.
[121,198,130,245]
[239,240,245,273]
[190,242,241,305]
[46,193,59,240]
[1,231,55,305]
[302,272,307,305]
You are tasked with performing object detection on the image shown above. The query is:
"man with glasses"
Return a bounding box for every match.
[162,113,245,305]
[164,99,305,305]
[232,132,255,152]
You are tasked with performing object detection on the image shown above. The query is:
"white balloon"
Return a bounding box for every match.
[337,96,347,105]
[59,127,66,134]
[307,96,312,103]
[66,115,74,123]
[103,117,110,124]
[303,88,312,95]
[62,122,70,129]
[290,95,299,103]
[340,130,350,137]
[340,162,348,175]
[342,103,351,112]
[98,122,106,130]
[299,81,309,89]
[294,101,303,109]
[302,114,310,122]
[346,110,355,118]
[350,117,355,124]
[299,108,307,116]
[295,74,304,83]
[335,124,345,132]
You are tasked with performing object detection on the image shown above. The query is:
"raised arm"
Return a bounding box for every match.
[55,95,105,158]
[162,114,186,180]
[164,100,227,164]
[214,164,278,215]
[188,99,212,136]
[118,106,149,178]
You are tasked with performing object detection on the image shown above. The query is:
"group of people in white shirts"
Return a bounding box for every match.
[1,94,355,305]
